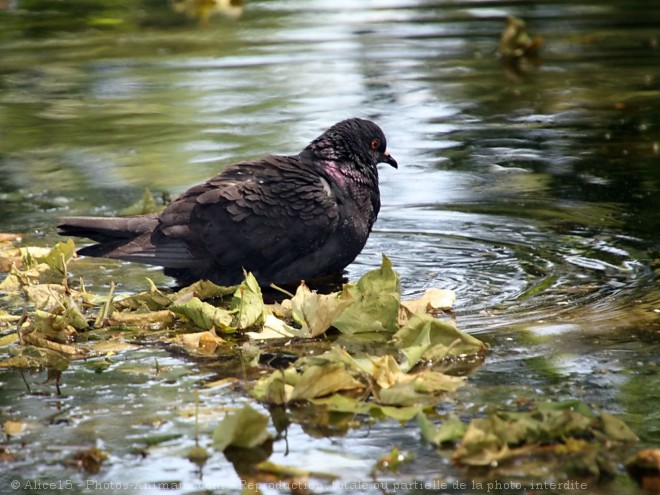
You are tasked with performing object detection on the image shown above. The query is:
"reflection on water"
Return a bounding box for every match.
[0,0,658,493]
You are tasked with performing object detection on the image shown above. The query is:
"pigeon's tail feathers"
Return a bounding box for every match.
[58,215,159,259]
[58,215,204,269]
[58,215,158,243]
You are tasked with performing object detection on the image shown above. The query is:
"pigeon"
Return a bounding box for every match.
[58,118,397,287]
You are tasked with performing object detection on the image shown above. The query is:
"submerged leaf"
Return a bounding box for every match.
[212,404,272,451]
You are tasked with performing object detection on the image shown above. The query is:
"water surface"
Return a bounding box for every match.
[0,0,658,493]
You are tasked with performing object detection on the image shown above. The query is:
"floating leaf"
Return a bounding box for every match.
[173,279,236,302]
[393,313,486,369]
[172,330,226,356]
[247,314,300,340]
[311,394,422,422]
[290,362,364,401]
[114,278,172,311]
[399,288,456,324]
[332,255,400,335]
[452,402,639,469]
[170,297,233,331]
[212,404,272,451]
[600,411,639,443]
[251,370,293,405]
[230,272,264,329]
[376,370,465,407]
[34,239,76,274]
[417,413,467,446]
[289,282,353,337]
[3,420,28,437]
[105,309,176,328]
[0,345,70,370]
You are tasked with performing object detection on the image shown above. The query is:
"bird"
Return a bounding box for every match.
[58,118,397,287]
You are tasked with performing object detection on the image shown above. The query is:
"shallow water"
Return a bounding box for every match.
[0,0,659,493]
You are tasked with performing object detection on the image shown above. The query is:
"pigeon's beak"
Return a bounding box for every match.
[381,150,398,169]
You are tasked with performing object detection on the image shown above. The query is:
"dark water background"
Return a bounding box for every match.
[0,0,659,493]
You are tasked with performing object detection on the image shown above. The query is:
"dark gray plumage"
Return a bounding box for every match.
[58,118,397,286]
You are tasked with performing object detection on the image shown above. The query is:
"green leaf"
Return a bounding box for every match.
[417,413,467,446]
[230,272,264,329]
[114,278,172,311]
[393,313,486,366]
[290,363,364,401]
[173,280,236,302]
[212,404,271,451]
[600,411,639,442]
[332,255,400,335]
[170,297,233,331]
[119,188,161,216]
[251,370,292,405]
[377,371,466,407]
[34,239,76,274]
[289,282,353,337]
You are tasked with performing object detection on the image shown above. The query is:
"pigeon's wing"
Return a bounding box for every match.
[156,155,340,275]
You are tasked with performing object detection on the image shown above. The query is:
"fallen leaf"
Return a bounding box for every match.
[213,404,272,451]
[170,297,233,331]
[332,255,400,335]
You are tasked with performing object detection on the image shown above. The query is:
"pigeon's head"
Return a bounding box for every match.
[307,118,398,174]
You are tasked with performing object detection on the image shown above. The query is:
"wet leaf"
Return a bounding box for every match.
[452,402,639,470]
[310,394,422,422]
[600,411,639,442]
[230,272,264,329]
[251,370,292,405]
[212,404,272,451]
[21,331,84,358]
[34,239,76,274]
[69,446,108,474]
[399,288,456,323]
[332,255,400,335]
[105,309,176,328]
[417,413,467,446]
[170,297,233,331]
[289,282,353,337]
[376,370,465,407]
[187,445,210,464]
[119,188,160,216]
[173,279,236,302]
[247,313,299,340]
[372,447,414,474]
[290,362,364,401]
[172,330,226,356]
[0,345,68,369]
[114,278,172,311]
[393,313,486,370]
[3,420,28,437]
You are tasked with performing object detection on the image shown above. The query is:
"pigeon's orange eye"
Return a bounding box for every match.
[370,138,381,150]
